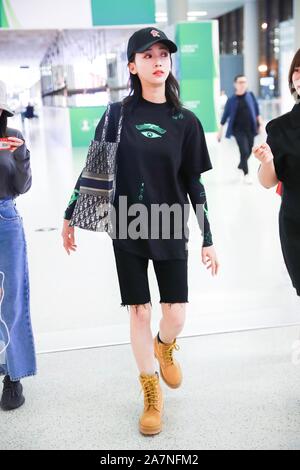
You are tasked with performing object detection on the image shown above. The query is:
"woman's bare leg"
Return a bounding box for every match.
[159,303,186,343]
[130,303,156,375]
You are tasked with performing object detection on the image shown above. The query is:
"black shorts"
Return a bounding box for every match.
[113,246,188,307]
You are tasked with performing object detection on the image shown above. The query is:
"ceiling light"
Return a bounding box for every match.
[258,64,268,73]
[188,11,208,17]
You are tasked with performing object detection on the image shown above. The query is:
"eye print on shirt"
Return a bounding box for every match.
[172,112,184,120]
[135,123,167,139]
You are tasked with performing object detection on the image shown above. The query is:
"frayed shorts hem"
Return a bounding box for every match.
[120,300,188,311]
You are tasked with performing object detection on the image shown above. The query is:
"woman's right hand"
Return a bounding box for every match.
[62,219,77,255]
[217,128,223,142]
[253,143,274,164]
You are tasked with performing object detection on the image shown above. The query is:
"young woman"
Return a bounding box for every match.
[254,49,300,297]
[62,27,219,435]
[0,80,36,410]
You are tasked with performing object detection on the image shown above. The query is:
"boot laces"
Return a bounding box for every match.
[163,342,180,365]
[140,376,159,408]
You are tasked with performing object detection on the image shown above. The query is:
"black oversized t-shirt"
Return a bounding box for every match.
[65,96,213,260]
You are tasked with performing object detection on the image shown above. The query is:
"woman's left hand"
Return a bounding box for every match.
[7,136,24,152]
[202,246,220,277]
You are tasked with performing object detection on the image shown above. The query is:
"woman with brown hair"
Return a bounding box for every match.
[254,49,300,296]
[62,27,219,435]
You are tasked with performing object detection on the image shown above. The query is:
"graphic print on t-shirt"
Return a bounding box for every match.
[135,123,166,139]
[172,112,184,120]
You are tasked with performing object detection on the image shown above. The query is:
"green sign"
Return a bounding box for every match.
[69,106,106,147]
[176,22,220,132]
[181,79,218,131]
[0,0,8,27]
[0,0,20,27]
[91,0,155,26]
[177,23,218,79]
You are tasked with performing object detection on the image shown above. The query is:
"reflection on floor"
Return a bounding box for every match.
[1,327,300,450]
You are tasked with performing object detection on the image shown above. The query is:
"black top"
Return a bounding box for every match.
[266,103,300,217]
[65,96,213,260]
[233,93,253,133]
[0,128,32,199]
[266,103,300,294]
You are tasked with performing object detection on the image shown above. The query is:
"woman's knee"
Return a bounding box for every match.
[130,303,151,326]
[161,303,186,328]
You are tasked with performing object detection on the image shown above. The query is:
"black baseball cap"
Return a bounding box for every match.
[127,27,177,61]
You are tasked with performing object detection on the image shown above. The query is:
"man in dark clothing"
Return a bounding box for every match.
[217,75,263,184]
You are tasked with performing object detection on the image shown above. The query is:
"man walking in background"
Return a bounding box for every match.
[217,75,263,184]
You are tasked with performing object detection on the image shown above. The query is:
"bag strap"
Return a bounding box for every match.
[116,103,124,143]
[100,104,111,145]
[100,102,124,144]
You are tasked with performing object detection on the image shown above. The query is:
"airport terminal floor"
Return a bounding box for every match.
[1,111,300,450]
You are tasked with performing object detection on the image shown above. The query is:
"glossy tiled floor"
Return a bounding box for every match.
[1,327,300,450]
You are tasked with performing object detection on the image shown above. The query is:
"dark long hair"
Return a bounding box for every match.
[123,53,182,115]
[0,112,7,138]
[289,49,300,101]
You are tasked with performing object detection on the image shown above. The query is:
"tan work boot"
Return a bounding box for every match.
[139,372,163,435]
[154,335,182,389]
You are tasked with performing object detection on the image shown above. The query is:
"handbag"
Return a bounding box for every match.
[69,102,123,234]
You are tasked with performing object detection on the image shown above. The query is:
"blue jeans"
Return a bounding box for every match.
[0,198,36,381]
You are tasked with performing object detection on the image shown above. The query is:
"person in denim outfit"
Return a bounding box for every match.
[0,81,36,410]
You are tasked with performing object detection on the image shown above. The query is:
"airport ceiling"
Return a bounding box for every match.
[0,29,136,68]
[0,1,244,68]
[158,0,244,19]
[0,30,59,67]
